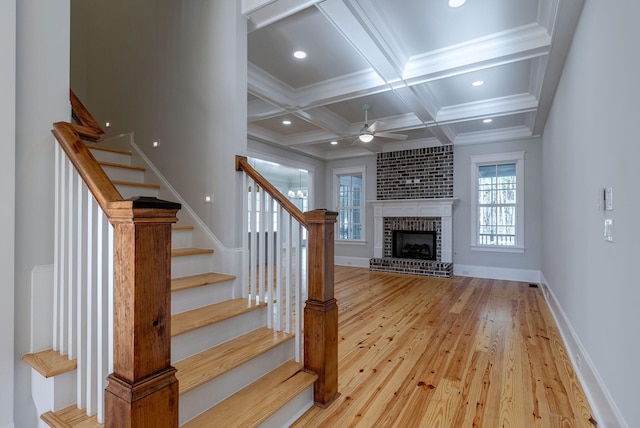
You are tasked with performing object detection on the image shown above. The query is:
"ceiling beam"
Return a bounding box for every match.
[244,0,324,32]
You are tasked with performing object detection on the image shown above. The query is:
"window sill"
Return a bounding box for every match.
[336,239,367,246]
[470,245,525,254]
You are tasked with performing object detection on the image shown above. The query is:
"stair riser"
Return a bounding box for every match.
[171,308,267,362]
[171,229,193,249]
[88,149,131,165]
[171,254,215,278]
[171,281,234,315]
[260,385,315,428]
[178,339,295,425]
[115,184,159,199]
[31,368,76,426]
[101,165,145,183]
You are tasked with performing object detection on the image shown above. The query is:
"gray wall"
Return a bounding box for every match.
[1,1,16,425]
[248,139,327,211]
[325,154,377,262]
[14,0,71,426]
[541,0,639,425]
[453,138,542,272]
[72,0,247,248]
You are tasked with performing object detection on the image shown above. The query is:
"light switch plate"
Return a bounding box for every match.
[605,187,613,211]
[604,218,613,242]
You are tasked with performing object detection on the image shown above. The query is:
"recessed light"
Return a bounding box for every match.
[282,120,292,125]
[331,141,338,145]
[472,80,484,87]
[293,50,307,59]
[448,0,466,7]
[483,118,493,123]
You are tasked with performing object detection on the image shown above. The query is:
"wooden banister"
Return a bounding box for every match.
[236,154,339,407]
[70,89,105,141]
[52,121,122,210]
[52,92,180,426]
[304,209,339,406]
[235,155,309,228]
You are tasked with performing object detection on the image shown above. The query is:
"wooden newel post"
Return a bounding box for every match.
[104,197,181,427]
[304,209,339,407]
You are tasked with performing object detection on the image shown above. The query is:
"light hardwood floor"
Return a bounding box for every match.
[292,267,596,428]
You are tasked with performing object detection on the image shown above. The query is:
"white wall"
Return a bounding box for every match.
[541,1,638,426]
[72,0,247,248]
[14,0,71,426]
[1,2,16,426]
[453,138,543,279]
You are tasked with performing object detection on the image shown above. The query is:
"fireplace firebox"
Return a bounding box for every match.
[392,230,436,260]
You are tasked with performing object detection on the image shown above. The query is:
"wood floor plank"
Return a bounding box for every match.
[292,267,596,427]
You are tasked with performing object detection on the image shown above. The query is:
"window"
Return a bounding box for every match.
[333,166,365,242]
[470,152,525,252]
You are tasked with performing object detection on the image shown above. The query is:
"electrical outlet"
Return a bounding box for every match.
[605,187,613,211]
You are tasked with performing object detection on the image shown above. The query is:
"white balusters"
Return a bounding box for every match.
[53,141,114,421]
[241,176,308,363]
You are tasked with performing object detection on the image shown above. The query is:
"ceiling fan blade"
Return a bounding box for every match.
[375,131,408,140]
[368,120,385,133]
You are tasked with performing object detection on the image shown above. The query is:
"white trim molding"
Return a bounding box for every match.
[454,264,541,283]
[334,256,370,268]
[539,274,629,428]
[370,198,457,263]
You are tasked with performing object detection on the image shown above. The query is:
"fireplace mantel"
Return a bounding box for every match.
[370,198,457,263]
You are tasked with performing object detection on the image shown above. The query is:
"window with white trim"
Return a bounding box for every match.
[333,166,365,242]
[470,152,525,252]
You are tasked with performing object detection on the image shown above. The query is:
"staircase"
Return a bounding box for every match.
[23,134,317,427]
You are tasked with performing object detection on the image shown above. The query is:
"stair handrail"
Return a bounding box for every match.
[235,155,309,227]
[48,91,181,426]
[69,89,105,142]
[236,155,340,407]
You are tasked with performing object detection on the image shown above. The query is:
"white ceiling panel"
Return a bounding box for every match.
[245,0,584,159]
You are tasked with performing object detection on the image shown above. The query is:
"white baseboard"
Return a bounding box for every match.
[334,256,370,268]
[539,273,628,428]
[454,264,541,283]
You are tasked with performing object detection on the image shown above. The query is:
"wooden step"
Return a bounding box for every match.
[172,225,194,231]
[171,248,214,257]
[86,145,132,156]
[98,161,145,171]
[174,327,294,395]
[41,404,100,428]
[172,298,265,337]
[181,360,317,428]
[172,272,236,293]
[22,349,77,378]
[111,179,160,189]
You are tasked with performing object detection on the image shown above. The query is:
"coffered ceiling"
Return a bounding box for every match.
[244,0,583,159]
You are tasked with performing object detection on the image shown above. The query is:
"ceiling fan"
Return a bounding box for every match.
[353,104,407,150]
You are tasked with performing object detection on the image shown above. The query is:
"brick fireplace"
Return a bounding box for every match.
[370,146,455,277]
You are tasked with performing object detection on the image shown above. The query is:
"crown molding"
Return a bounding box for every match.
[403,23,551,84]
[437,93,538,124]
[453,125,533,146]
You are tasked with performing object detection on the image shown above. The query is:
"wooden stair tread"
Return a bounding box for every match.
[172,224,194,231]
[98,161,145,171]
[22,349,77,378]
[174,327,294,395]
[181,360,317,428]
[41,404,100,428]
[86,145,132,156]
[172,272,236,292]
[171,247,214,257]
[172,298,265,337]
[111,180,160,189]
